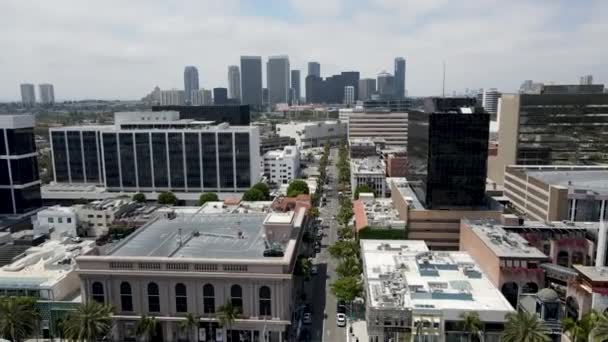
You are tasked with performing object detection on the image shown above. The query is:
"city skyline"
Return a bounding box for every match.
[1,0,606,101]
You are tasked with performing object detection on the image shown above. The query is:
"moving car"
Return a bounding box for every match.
[302,312,312,325]
[336,313,346,327]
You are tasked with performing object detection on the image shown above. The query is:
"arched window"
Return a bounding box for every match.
[147,282,160,313]
[91,282,105,303]
[231,285,243,313]
[259,286,271,317]
[120,282,133,312]
[203,284,215,313]
[175,283,188,313]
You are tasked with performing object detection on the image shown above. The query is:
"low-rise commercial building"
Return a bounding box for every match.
[349,138,377,158]
[275,121,346,148]
[361,240,514,342]
[347,111,408,148]
[351,158,387,198]
[503,165,608,222]
[263,146,300,185]
[34,205,78,238]
[352,195,405,232]
[260,135,293,155]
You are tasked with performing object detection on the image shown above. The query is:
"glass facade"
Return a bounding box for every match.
[119,133,136,188]
[0,159,10,186]
[235,133,251,188]
[517,94,608,165]
[168,133,185,190]
[6,128,36,155]
[135,133,152,188]
[217,133,234,189]
[0,188,12,214]
[0,129,5,155]
[184,133,201,189]
[82,131,100,183]
[67,131,84,182]
[151,133,168,188]
[13,185,42,214]
[202,133,217,189]
[102,133,120,188]
[51,131,69,182]
[10,157,39,185]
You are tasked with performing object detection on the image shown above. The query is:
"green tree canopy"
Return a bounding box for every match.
[460,311,483,342]
[294,255,312,277]
[0,296,38,342]
[242,188,266,201]
[562,311,600,342]
[501,310,551,342]
[157,191,178,205]
[592,312,608,341]
[336,257,361,278]
[198,192,219,206]
[132,192,146,203]
[218,300,240,329]
[287,179,310,197]
[330,276,363,302]
[328,240,359,259]
[62,301,114,342]
[354,184,374,199]
[252,182,270,200]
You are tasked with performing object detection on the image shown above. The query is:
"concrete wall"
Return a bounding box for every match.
[488,95,520,185]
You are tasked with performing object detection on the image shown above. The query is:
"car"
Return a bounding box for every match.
[303,304,312,314]
[311,265,319,275]
[314,245,321,253]
[302,312,312,324]
[336,313,346,327]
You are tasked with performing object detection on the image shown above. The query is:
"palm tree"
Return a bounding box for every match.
[460,311,483,342]
[501,310,551,342]
[136,315,158,342]
[0,296,38,342]
[62,301,113,342]
[179,313,200,342]
[591,312,608,342]
[563,311,600,342]
[217,300,240,337]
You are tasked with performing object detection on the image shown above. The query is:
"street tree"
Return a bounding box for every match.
[198,192,219,206]
[330,276,363,302]
[62,301,114,342]
[287,179,310,197]
[336,257,361,278]
[242,188,266,201]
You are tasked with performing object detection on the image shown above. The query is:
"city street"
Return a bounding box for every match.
[300,148,345,342]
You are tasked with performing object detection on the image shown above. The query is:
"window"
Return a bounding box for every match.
[259,286,271,316]
[97,215,102,218]
[91,282,104,303]
[58,217,63,223]
[203,284,215,313]
[175,283,188,312]
[48,217,54,223]
[120,282,133,312]
[147,283,160,312]
[231,285,243,313]
[67,218,72,223]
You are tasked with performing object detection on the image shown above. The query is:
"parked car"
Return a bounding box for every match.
[314,245,321,253]
[303,312,312,325]
[336,313,346,327]
[311,265,319,275]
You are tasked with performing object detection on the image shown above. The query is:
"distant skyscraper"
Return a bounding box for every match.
[519,80,544,94]
[308,62,320,78]
[20,83,36,106]
[39,83,55,105]
[358,78,377,101]
[344,86,355,106]
[394,57,406,99]
[213,88,228,105]
[228,65,241,101]
[377,72,395,99]
[183,66,199,105]
[160,90,185,105]
[191,89,213,106]
[481,88,501,118]
[202,89,213,105]
[291,70,301,104]
[580,74,593,85]
[262,88,269,106]
[240,56,263,106]
[266,55,290,105]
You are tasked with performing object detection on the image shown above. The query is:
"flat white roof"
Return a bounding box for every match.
[264,212,295,225]
[463,219,547,259]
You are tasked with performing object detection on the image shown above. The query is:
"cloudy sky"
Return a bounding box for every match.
[1,0,607,101]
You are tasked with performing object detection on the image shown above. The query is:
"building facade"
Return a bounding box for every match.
[152,105,250,125]
[266,56,290,106]
[183,66,199,105]
[290,70,300,105]
[347,111,408,148]
[377,72,394,99]
[363,99,413,112]
[160,90,186,106]
[227,66,241,101]
[394,57,406,99]
[213,88,228,105]
[275,121,347,148]
[39,84,55,105]
[344,86,355,106]
[20,83,36,106]
[240,56,263,107]
[50,112,261,194]
[482,88,501,118]
[350,158,387,198]
[358,78,376,101]
[263,146,300,185]
[307,62,320,78]
[0,115,42,215]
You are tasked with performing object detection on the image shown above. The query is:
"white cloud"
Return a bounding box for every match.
[0,0,606,101]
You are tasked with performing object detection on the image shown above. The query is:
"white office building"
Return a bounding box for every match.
[361,240,514,342]
[482,88,501,116]
[347,111,408,147]
[34,205,78,238]
[264,146,300,184]
[228,66,241,100]
[344,86,355,106]
[39,83,55,104]
[20,83,36,106]
[350,157,387,198]
[160,90,186,106]
[276,121,347,148]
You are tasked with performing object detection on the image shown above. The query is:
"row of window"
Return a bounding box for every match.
[47,217,72,224]
[91,281,272,316]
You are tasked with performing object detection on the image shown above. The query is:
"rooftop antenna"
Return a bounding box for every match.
[442,61,446,98]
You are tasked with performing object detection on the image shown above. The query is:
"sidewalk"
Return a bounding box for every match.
[347,319,368,342]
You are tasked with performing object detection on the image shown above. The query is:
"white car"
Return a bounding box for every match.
[336,313,346,327]
[302,313,312,325]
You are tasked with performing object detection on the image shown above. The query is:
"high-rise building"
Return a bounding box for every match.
[481,88,501,118]
[580,74,593,85]
[348,111,408,147]
[291,70,301,104]
[20,84,36,106]
[519,80,544,94]
[50,112,261,193]
[160,90,186,106]
[202,89,213,105]
[305,76,323,104]
[240,56,263,107]
[227,65,241,101]
[152,105,250,125]
[0,114,42,215]
[308,62,320,78]
[408,98,489,209]
[266,55,290,105]
[358,78,376,101]
[262,88,269,106]
[213,88,228,105]
[304,71,359,104]
[344,86,355,106]
[183,66,199,105]
[377,72,395,99]
[341,71,360,102]
[394,57,406,99]
[488,84,608,184]
[39,84,55,105]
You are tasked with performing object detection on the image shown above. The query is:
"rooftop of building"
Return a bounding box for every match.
[573,265,608,283]
[523,167,608,196]
[353,196,405,231]
[263,145,299,159]
[350,157,386,175]
[462,219,547,259]
[361,240,514,315]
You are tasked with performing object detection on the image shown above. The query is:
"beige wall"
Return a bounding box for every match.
[488,95,520,185]
[459,221,501,287]
[548,185,569,221]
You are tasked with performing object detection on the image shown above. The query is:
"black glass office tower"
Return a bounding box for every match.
[240,56,263,107]
[0,115,42,215]
[213,88,228,105]
[152,105,250,125]
[408,98,489,209]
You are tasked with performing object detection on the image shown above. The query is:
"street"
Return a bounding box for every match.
[300,148,345,342]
